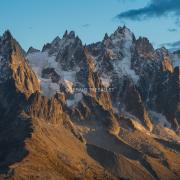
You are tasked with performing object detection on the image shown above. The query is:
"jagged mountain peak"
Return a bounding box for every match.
[155,46,169,55]
[0,30,26,57]
[0,30,16,55]
[112,26,134,40]
[1,27,180,179]
[42,36,61,53]
[42,30,82,55]
[68,30,76,38]
[63,30,68,37]
[62,30,82,46]
[63,30,76,39]
[2,30,13,40]
[115,25,129,32]
[103,33,109,41]
[135,36,154,58]
[51,35,61,44]
[155,46,170,61]
[0,30,40,97]
[101,26,135,52]
[136,36,154,48]
[27,46,40,54]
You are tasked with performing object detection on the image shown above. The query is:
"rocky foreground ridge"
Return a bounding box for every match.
[0,27,180,179]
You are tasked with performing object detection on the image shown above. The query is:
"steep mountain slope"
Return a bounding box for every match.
[0,27,180,179]
[0,31,115,180]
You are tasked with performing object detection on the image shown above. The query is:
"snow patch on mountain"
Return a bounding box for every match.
[111,28,139,83]
[61,71,76,83]
[40,78,59,97]
[27,52,57,76]
[27,52,60,97]
[63,80,74,93]
[66,93,83,107]
[100,74,112,88]
[26,52,46,76]
[27,51,79,98]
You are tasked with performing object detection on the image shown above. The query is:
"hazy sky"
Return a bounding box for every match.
[0,0,179,50]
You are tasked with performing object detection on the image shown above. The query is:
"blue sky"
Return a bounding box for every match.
[0,0,179,50]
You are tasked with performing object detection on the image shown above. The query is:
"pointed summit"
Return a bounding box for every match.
[3,30,13,41]
[63,30,76,39]
[27,46,40,54]
[68,31,75,39]
[0,30,40,96]
[63,30,68,38]
[103,33,109,41]
[63,30,75,39]
[135,37,154,57]
[51,36,61,44]
[51,36,61,47]
[114,26,132,35]
[110,26,135,44]
[0,30,17,57]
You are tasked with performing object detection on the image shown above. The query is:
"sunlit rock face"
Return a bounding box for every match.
[0,31,40,97]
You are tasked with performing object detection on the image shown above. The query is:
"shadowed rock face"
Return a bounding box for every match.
[0,27,180,179]
[27,47,40,54]
[121,79,153,130]
[135,37,154,59]
[42,68,60,83]
[156,66,180,130]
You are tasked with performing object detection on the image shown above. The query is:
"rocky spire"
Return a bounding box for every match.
[63,30,68,38]
[135,36,154,58]
[68,31,75,39]
[103,33,109,41]
[27,46,40,54]
[0,30,40,97]
[51,36,61,45]
[2,30,13,41]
